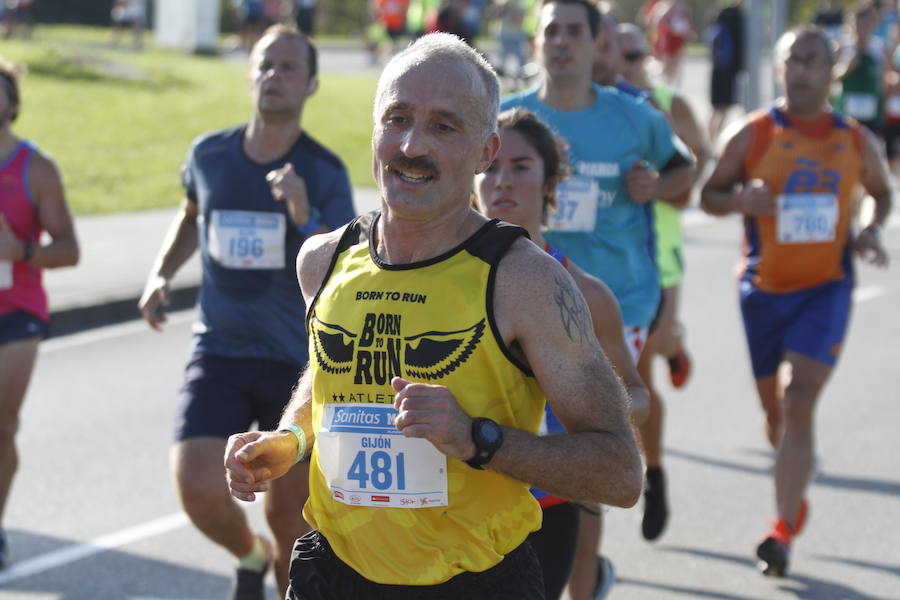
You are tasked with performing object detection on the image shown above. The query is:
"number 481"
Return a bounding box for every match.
[347,450,406,491]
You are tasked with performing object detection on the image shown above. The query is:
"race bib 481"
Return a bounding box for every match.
[317,403,449,508]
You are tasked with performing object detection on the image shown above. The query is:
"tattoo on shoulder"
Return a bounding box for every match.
[553,276,592,346]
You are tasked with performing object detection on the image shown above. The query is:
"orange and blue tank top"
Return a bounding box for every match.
[0,140,47,321]
[741,107,864,293]
[303,212,545,585]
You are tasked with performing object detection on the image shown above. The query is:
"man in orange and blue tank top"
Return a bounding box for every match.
[223,32,643,599]
[702,25,892,578]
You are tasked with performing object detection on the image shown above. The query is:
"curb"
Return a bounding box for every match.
[47,285,199,339]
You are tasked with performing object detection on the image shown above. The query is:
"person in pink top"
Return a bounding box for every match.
[0,57,79,570]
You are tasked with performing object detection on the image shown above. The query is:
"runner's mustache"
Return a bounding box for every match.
[386,155,439,179]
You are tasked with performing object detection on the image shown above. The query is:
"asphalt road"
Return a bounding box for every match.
[2,213,898,600]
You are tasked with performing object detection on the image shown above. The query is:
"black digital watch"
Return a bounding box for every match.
[464,417,504,470]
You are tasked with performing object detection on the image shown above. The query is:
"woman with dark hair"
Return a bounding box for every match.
[474,108,648,600]
[0,57,79,569]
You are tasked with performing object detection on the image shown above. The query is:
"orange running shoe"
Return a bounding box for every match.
[667,348,692,388]
[756,499,809,577]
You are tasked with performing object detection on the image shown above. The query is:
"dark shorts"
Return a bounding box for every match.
[296,7,315,35]
[173,353,301,441]
[711,68,739,108]
[0,310,48,345]
[526,502,580,600]
[883,122,900,158]
[286,530,545,600]
[647,286,667,336]
[740,277,853,378]
[386,25,405,40]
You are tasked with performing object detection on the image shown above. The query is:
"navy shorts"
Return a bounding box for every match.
[0,310,48,345]
[740,277,853,378]
[174,353,302,441]
[286,530,545,599]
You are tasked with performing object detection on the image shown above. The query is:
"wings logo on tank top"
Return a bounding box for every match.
[310,313,485,385]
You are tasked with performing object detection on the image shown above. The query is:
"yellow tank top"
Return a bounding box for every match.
[303,213,545,585]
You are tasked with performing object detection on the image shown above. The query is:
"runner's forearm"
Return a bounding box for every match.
[656,163,696,203]
[151,204,198,281]
[486,426,642,507]
[701,187,741,215]
[279,367,316,458]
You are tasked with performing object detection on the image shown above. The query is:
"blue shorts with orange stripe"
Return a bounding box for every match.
[739,277,853,378]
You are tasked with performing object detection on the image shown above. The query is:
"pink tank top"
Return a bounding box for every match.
[0,140,47,321]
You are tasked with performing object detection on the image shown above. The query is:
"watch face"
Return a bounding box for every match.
[479,419,502,445]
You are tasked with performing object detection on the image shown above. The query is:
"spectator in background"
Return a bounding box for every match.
[375,0,410,56]
[870,0,897,60]
[464,0,488,38]
[430,0,474,45]
[812,0,845,44]
[707,0,745,143]
[495,0,527,84]
[648,0,694,87]
[110,0,146,50]
[883,45,900,171]
[639,0,661,49]
[235,0,266,51]
[835,2,885,139]
[295,0,317,36]
[406,0,441,37]
[2,0,34,40]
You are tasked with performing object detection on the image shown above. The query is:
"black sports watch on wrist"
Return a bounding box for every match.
[464,417,503,470]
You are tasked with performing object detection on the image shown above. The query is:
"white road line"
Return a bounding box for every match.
[854,285,887,303]
[889,213,900,230]
[40,309,195,354]
[0,513,189,585]
[681,208,716,228]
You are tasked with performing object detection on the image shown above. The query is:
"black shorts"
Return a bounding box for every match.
[884,122,900,159]
[711,68,739,108]
[286,530,546,600]
[386,25,405,40]
[526,502,581,600]
[0,310,48,344]
[173,353,301,441]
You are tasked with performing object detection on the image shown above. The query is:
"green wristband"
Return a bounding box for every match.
[280,423,307,465]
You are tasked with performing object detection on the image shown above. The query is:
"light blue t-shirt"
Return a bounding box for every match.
[501,84,685,328]
[182,125,355,366]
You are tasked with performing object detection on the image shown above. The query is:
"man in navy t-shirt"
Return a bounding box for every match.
[138,24,354,600]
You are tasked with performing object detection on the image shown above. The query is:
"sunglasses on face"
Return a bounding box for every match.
[622,51,645,63]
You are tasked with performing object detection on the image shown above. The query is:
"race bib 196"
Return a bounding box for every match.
[317,403,448,508]
[208,209,285,270]
[777,194,838,244]
[548,175,600,232]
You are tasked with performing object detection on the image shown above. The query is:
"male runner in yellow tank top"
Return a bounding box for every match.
[224,32,643,599]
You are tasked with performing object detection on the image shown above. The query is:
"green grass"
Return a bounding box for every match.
[0,25,377,214]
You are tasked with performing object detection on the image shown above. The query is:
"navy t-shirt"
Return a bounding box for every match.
[182,125,355,365]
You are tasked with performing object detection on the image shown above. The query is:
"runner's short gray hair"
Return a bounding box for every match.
[374,33,500,139]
